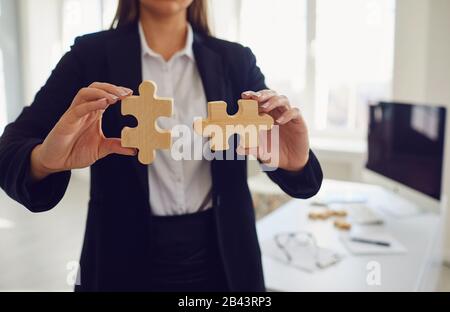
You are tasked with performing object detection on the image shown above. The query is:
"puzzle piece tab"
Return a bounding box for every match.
[121,80,173,165]
[194,100,274,151]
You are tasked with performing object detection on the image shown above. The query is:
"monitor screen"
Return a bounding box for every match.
[366,102,446,200]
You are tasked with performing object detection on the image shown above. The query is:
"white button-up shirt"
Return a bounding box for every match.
[138,23,213,216]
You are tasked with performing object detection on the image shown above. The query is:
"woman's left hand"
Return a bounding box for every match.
[239,90,310,172]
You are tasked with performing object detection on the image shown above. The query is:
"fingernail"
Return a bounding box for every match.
[255,92,262,97]
[276,117,284,124]
[111,95,119,101]
[261,103,269,109]
[117,87,130,96]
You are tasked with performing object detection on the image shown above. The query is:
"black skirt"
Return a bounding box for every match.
[148,208,228,292]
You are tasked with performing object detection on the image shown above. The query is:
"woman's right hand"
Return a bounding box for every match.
[30,82,137,181]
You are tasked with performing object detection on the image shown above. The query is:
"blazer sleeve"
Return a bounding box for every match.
[0,38,87,212]
[243,47,323,199]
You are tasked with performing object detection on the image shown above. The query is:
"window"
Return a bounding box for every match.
[0,0,11,131]
[61,0,118,53]
[314,0,395,137]
[238,0,308,123]
[0,48,7,131]
[234,0,396,139]
[23,0,396,141]
[20,0,118,106]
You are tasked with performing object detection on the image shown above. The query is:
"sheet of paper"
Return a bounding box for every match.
[340,228,407,255]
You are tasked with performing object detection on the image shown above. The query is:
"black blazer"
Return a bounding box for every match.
[0,23,323,292]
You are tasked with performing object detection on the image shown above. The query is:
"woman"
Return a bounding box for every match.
[0,0,322,292]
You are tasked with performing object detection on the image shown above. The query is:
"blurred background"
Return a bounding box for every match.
[0,0,450,291]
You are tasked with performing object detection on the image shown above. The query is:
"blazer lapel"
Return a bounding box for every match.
[193,34,227,103]
[193,34,231,209]
[106,23,149,196]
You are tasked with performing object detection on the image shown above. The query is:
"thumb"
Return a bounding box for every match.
[99,138,137,158]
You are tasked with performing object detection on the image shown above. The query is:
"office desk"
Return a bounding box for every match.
[256,179,443,292]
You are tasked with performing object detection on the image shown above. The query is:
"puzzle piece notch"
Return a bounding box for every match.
[194,99,274,151]
[121,80,173,165]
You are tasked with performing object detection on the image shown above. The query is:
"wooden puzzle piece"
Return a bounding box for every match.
[121,80,173,165]
[193,100,274,151]
[308,209,348,220]
[334,219,352,231]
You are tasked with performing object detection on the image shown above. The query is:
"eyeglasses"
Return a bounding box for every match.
[273,231,341,272]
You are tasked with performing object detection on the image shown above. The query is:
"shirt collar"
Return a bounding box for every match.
[138,22,195,61]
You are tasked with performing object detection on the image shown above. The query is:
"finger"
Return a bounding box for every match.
[69,98,110,120]
[99,138,137,158]
[257,90,278,103]
[260,95,290,113]
[89,82,133,99]
[236,145,258,158]
[236,144,274,166]
[276,107,301,125]
[242,90,277,103]
[75,87,120,105]
[120,87,133,97]
[241,90,262,99]
[236,145,249,156]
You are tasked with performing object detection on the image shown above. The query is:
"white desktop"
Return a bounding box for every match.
[256,102,447,292]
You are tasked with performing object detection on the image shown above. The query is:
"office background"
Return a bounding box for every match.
[0,0,450,291]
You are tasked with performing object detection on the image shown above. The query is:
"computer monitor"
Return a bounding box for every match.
[364,102,447,211]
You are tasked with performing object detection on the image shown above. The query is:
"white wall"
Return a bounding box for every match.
[393,0,450,262]
[393,0,430,103]
[393,0,450,105]
[0,0,23,124]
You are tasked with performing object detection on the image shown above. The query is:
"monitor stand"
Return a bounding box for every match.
[374,190,421,218]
